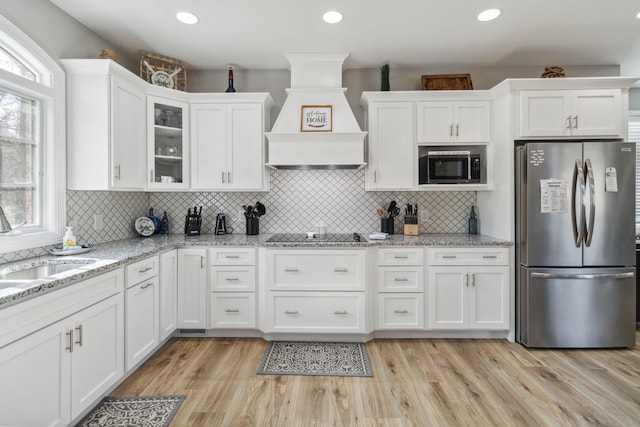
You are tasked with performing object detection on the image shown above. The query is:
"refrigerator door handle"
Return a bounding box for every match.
[572,159,586,247]
[584,158,596,247]
[530,272,634,280]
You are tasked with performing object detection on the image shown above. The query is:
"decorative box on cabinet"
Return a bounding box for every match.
[0,270,124,426]
[427,247,509,330]
[147,96,189,189]
[376,247,425,330]
[519,89,622,138]
[416,101,490,143]
[63,59,147,190]
[190,94,274,191]
[124,255,159,371]
[208,247,257,328]
[265,249,367,333]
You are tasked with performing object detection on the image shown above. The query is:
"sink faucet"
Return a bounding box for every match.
[0,206,12,233]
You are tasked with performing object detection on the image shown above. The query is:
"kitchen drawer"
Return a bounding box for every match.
[377,266,424,292]
[126,255,158,287]
[427,248,509,266]
[268,250,366,291]
[268,292,365,332]
[209,266,256,292]
[208,248,256,265]
[209,293,255,328]
[378,248,424,266]
[377,293,424,330]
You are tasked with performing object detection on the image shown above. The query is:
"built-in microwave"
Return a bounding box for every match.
[419,150,481,184]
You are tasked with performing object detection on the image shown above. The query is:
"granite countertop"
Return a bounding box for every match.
[0,233,512,308]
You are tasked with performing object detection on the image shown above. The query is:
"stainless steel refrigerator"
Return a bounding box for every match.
[516,140,636,348]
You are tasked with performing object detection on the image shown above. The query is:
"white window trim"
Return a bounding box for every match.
[0,14,65,253]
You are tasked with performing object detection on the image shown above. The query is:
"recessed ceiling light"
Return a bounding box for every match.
[477,8,501,22]
[323,11,343,24]
[637,11,640,18]
[176,11,198,25]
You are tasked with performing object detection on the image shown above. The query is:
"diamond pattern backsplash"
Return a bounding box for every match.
[1,170,476,262]
[150,169,476,236]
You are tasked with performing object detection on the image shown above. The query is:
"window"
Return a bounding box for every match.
[630,111,640,229]
[0,15,65,253]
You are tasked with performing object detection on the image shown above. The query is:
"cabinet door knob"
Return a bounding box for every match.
[284,310,299,315]
[449,124,453,137]
[394,277,409,282]
[566,116,572,130]
[225,255,240,259]
[284,268,299,272]
[394,309,409,314]
[141,282,154,289]
[573,115,579,129]
[74,324,84,347]
[114,165,120,180]
[225,308,240,313]
[394,255,409,259]
[442,255,457,259]
[482,255,497,259]
[334,310,348,315]
[139,266,153,273]
[333,268,348,273]
[456,124,459,136]
[221,172,225,183]
[66,330,74,353]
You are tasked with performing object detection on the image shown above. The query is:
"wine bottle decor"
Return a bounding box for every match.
[225,65,236,92]
[381,63,390,91]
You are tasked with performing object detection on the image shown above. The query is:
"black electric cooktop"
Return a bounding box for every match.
[266,233,363,243]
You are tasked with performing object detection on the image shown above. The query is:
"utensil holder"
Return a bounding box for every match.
[246,217,259,235]
[381,217,394,235]
[404,224,419,236]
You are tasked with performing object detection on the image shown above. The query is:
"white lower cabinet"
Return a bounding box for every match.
[159,250,178,340]
[376,247,425,330]
[0,285,124,426]
[265,249,367,333]
[427,248,510,330]
[208,247,257,329]
[177,248,207,329]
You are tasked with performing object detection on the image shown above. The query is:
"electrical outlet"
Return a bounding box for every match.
[93,214,104,230]
[420,210,429,223]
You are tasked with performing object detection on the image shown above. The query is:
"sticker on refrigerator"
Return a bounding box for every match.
[529,149,544,166]
[540,179,568,213]
[605,167,618,192]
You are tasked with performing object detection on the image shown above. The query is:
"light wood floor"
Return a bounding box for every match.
[112,331,640,426]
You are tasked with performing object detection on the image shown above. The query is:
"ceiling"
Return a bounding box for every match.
[50,0,640,73]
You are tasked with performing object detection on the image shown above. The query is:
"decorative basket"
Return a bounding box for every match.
[541,66,566,78]
[139,51,187,91]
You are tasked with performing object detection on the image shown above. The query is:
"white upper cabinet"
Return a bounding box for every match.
[364,102,414,190]
[416,101,490,143]
[519,89,622,138]
[147,97,189,190]
[190,95,273,191]
[64,59,147,190]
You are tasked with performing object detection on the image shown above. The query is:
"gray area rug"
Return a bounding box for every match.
[76,395,185,427]
[257,341,373,377]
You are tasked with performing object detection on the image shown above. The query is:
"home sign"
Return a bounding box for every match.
[301,105,332,132]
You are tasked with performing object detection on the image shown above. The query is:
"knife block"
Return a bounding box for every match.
[184,214,202,236]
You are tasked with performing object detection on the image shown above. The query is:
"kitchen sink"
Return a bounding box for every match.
[0,260,98,281]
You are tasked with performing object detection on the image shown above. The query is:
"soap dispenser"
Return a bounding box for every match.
[63,226,76,247]
[468,206,478,235]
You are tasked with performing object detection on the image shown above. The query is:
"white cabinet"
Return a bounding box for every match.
[265,249,367,333]
[190,95,273,191]
[124,256,159,371]
[416,101,490,143]
[63,59,147,190]
[519,89,622,138]
[0,275,124,426]
[147,97,189,189]
[364,102,414,190]
[159,250,178,340]
[376,247,425,330]
[177,248,207,329]
[427,248,509,330]
[208,247,257,329]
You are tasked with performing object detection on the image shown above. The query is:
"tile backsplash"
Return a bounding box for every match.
[1,169,476,262]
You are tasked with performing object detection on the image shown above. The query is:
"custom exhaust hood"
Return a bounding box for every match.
[265,53,367,170]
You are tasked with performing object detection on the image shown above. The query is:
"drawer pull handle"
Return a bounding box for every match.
[284,268,299,272]
[394,277,409,282]
[334,310,348,315]
[394,255,409,259]
[482,255,497,259]
[141,282,154,289]
[334,268,348,273]
[442,255,457,259]
[225,255,240,259]
[394,309,409,314]
[66,330,73,353]
[284,310,299,315]
[74,324,83,347]
[225,308,240,313]
[139,266,153,273]
[225,277,240,281]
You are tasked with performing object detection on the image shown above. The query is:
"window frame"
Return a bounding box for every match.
[0,14,65,253]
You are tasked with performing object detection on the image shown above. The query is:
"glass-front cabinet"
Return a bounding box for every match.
[147,96,189,189]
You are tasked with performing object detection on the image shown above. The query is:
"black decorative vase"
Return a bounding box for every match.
[225,66,236,93]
